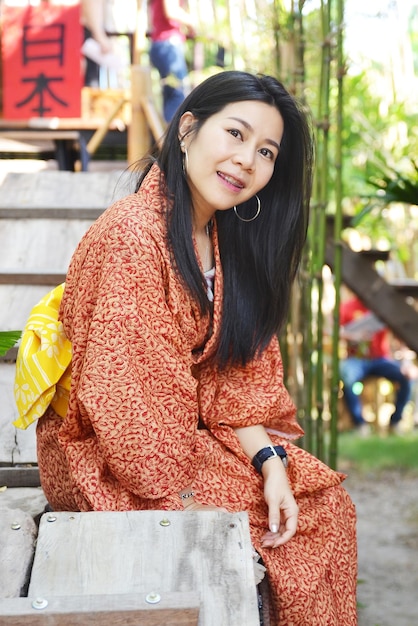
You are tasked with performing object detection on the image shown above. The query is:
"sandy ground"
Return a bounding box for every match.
[344,468,418,626]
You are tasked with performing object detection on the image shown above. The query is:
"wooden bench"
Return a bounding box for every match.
[0,510,262,626]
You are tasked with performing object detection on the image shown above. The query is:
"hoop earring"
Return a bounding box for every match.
[180,140,189,175]
[233,195,261,222]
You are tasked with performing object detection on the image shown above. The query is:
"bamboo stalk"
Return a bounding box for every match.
[329,0,345,469]
[307,0,333,460]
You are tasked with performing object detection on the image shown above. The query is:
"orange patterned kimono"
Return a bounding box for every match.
[37,164,357,625]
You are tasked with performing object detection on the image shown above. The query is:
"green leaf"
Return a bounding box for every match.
[0,331,21,356]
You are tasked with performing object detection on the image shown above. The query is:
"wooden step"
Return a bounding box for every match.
[0,271,66,286]
[0,207,103,219]
[0,170,130,211]
[326,241,418,353]
[0,467,41,488]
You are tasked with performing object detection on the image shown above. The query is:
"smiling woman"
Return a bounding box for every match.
[177,99,284,275]
[18,70,357,625]
[177,101,283,225]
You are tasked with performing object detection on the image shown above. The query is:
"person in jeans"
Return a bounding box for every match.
[340,293,412,432]
[148,0,196,122]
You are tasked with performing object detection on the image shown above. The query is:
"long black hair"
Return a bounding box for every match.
[136,70,314,368]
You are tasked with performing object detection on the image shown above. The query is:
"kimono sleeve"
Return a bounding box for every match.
[60,218,206,501]
[198,335,304,455]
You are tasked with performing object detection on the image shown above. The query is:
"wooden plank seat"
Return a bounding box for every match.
[0,508,38,599]
[0,510,261,626]
[0,592,200,626]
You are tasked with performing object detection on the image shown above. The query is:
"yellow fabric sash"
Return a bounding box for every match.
[13,283,71,430]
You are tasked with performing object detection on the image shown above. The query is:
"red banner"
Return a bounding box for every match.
[2,4,82,119]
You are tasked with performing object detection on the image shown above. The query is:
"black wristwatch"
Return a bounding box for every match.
[251,445,288,473]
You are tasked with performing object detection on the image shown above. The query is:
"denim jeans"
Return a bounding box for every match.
[150,37,188,123]
[340,357,412,426]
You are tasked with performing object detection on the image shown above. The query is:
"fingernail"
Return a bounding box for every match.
[271,524,278,533]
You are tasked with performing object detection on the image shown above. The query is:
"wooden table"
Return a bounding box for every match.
[0,117,127,171]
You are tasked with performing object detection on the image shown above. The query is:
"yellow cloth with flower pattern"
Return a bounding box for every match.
[13,283,71,429]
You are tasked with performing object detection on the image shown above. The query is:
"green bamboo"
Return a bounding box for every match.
[272,0,283,77]
[293,1,313,445]
[225,0,235,69]
[309,0,332,460]
[328,0,345,469]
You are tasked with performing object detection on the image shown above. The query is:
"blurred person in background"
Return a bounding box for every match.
[81,0,137,87]
[148,0,196,122]
[340,292,414,434]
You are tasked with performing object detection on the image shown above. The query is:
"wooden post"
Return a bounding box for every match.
[133,0,148,66]
[128,65,152,165]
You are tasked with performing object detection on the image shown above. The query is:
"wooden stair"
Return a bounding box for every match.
[326,240,418,353]
[0,169,130,481]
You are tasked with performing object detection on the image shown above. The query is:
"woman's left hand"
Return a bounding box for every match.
[232,425,299,547]
[260,457,299,548]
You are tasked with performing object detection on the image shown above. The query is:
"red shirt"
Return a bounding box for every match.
[340,297,389,358]
[150,0,186,42]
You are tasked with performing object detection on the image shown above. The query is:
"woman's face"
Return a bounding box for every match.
[179,100,284,225]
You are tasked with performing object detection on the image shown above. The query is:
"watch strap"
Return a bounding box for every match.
[251,445,288,473]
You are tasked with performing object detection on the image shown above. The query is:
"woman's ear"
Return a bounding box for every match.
[178,111,196,142]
